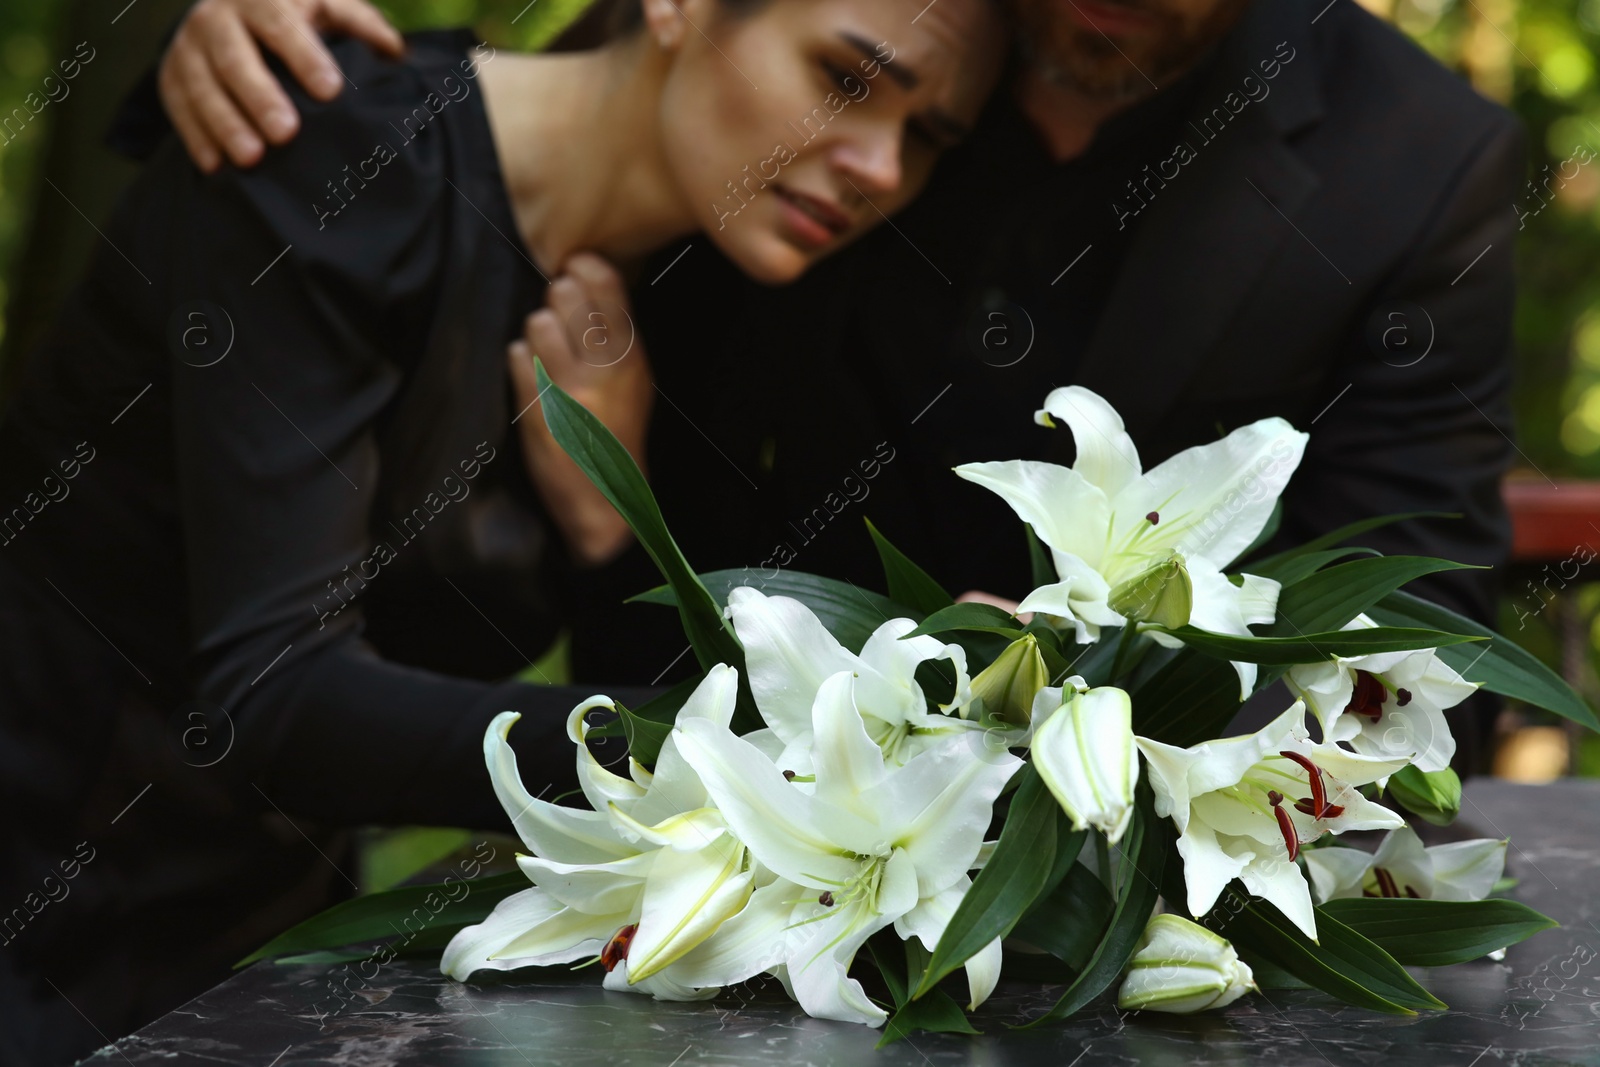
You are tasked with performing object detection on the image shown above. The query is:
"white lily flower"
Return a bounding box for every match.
[724,586,982,768]
[441,666,755,992]
[955,385,1307,699]
[1303,826,1507,903]
[1286,614,1478,773]
[674,670,1024,1027]
[1137,702,1407,941]
[1117,914,1257,1014]
[1030,681,1140,844]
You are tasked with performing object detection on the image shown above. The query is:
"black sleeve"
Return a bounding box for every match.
[1264,113,1525,629]
[156,40,654,830]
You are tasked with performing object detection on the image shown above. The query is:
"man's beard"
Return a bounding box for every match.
[1014,0,1255,100]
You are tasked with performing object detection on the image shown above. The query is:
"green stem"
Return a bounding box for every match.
[1095,831,1113,892]
[1108,623,1139,681]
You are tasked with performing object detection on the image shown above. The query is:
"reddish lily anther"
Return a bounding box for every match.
[1279,750,1344,820]
[1345,670,1387,721]
[600,923,638,972]
[1267,790,1300,862]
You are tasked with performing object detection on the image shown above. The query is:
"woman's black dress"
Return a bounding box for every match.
[0,29,655,1062]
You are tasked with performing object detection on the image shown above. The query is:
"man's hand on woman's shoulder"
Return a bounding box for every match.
[160,0,403,173]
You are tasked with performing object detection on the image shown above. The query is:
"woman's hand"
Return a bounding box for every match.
[158,0,403,173]
[508,254,654,567]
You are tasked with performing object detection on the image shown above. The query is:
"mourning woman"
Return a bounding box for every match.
[0,0,1006,1058]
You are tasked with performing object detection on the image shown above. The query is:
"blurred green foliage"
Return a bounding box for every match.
[383,0,597,47]
[0,0,68,350]
[1387,0,1600,475]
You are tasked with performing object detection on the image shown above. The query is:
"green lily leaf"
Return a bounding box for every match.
[1132,558,1491,745]
[1245,546,1380,588]
[1011,849,1117,973]
[1319,898,1557,966]
[1150,624,1482,665]
[1249,556,1486,692]
[1055,634,1124,689]
[1128,650,1241,746]
[1265,556,1483,639]
[1026,524,1056,590]
[878,988,981,1047]
[1217,894,1446,1014]
[1244,511,1461,575]
[270,923,461,966]
[913,765,1076,999]
[534,362,756,728]
[903,602,1027,641]
[867,933,911,1009]
[631,568,915,654]
[239,871,527,967]
[582,675,701,763]
[1369,590,1600,732]
[614,697,676,766]
[866,518,955,616]
[1022,789,1168,1026]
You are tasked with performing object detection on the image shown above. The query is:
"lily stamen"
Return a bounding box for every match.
[1267,790,1300,861]
[1293,796,1346,819]
[1278,750,1343,819]
[1109,489,1185,564]
[600,923,638,973]
[1344,670,1388,721]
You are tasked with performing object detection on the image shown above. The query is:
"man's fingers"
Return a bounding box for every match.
[323,0,405,57]
[245,0,344,101]
[171,44,264,167]
[159,54,224,173]
[203,11,301,144]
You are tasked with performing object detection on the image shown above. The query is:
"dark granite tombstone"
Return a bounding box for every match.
[83,779,1600,1066]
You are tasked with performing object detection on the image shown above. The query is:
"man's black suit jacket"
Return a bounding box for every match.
[598,0,1524,767]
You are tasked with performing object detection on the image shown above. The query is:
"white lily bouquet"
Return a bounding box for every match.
[249,369,1589,1042]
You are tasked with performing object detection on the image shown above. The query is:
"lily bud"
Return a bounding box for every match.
[967,633,1049,726]
[1385,764,1461,827]
[1031,684,1139,844]
[1117,914,1257,1014]
[1108,552,1193,629]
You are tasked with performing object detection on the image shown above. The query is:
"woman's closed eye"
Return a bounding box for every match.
[906,117,943,150]
[815,61,950,154]
[820,59,862,96]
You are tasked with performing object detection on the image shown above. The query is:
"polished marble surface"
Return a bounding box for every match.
[84,780,1600,1066]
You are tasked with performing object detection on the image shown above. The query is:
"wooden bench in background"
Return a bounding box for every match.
[1498,477,1599,779]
